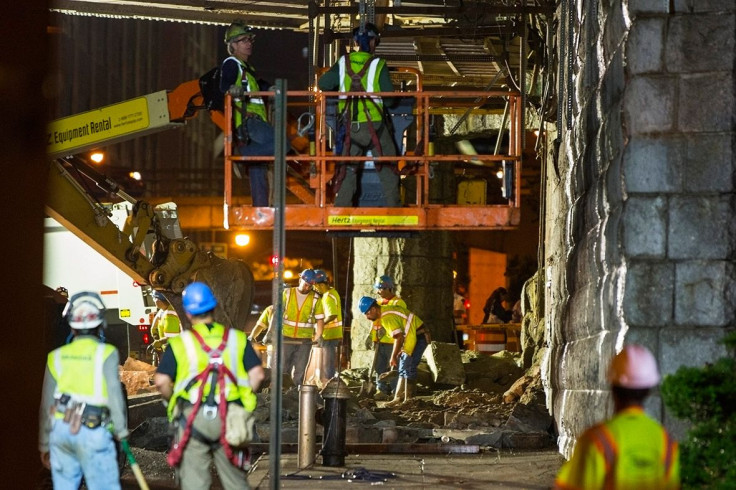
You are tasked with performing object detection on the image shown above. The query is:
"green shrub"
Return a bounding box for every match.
[661,331,736,488]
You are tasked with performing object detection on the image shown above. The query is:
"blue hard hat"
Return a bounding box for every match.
[300,269,316,284]
[373,275,394,290]
[313,269,328,284]
[358,296,377,314]
[182,282,217,315]
[152,290,167,302]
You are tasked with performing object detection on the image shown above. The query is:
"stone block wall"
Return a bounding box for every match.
[545,1,736,457]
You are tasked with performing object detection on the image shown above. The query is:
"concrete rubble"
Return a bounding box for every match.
[123,345,555,453]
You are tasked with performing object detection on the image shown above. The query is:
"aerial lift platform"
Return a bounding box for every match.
[47,71,523,234]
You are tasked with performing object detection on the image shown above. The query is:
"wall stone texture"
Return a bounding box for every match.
[545,1,736,457]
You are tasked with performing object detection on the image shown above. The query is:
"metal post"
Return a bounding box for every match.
[269,78,287,490]
[298,385,318,469]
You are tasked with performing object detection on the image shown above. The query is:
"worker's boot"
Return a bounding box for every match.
[384,378,406,406]
[373,390,391,401]
[404,379,417,402]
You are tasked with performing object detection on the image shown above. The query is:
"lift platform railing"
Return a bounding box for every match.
[222,84,522,231]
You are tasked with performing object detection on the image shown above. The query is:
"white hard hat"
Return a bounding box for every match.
[68,301,104,329]
[608,344,661,389]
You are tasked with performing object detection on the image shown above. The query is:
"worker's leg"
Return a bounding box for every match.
[248,164,269,206]
[281,343,300,381]
[48,422,84,490]
[375,342,393,394]
[403,335,428,401]
[178,408,216,490]
[213,446,250,490]
[238,118,274,207]
[320,339,340,379]
[292,342,313,385]
[374,123,400,206]
[75,425,121,490]
[376,165,400,207]
[335,123,370,206]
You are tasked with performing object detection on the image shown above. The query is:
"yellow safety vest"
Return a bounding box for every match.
[372,305,423,354]
[320,287,343,341]
[554,407,680,489]
[224,56,267,127]
[282,288,324,339]
[256,305,273,330]
[338,51,386,123]
[47,337,115,413]
[166,322,256,420]
[373,296,407,343]
[153,308,181,340]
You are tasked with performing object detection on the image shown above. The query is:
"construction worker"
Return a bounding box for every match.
[154,281,264,490]
[554,344,680,489]
[312,269,343,379]
[248,304,273,367]
[281,269,325,385]
[359,296,429,404]
[248,304,273,344]
[150,290,181,354]
[374,274,406,308]
[39,292,129,489]
[317,22,400,207]
[221,20,274,207]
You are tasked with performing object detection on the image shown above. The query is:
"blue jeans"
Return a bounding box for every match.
[49,418,120,490]
[237,117,274,207]
[398,334,428,380]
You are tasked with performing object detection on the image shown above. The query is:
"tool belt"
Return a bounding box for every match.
[56,400,110,434]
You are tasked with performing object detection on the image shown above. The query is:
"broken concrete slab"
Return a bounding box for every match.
[423,341,466,385]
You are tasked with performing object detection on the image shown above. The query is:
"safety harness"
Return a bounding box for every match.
[341,54,384,157]
[167,328,244,468]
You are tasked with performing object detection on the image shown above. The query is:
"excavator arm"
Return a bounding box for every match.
[46,157,253,329]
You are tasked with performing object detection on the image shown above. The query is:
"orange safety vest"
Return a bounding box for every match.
[554,407,680,489]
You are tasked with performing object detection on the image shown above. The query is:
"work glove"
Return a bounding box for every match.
[153,339,167,350]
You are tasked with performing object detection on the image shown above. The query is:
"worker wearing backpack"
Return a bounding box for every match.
[318,22,400,207]
[220,21,274,207]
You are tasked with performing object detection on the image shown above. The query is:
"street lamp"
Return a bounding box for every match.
[235,233,250,247]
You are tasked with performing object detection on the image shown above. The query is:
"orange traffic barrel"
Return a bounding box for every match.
[474,326,507,355]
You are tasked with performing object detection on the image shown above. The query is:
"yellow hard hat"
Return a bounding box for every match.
[224,21,255,44]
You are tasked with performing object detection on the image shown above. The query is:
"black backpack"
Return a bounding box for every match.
[199,67,224,112]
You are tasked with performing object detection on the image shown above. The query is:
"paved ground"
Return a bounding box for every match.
[121,448,565,489]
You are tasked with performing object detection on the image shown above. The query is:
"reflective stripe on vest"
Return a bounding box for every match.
[282,288,319,338]
[591,425,618,489]
[225,56,267,126]
[321,288,343,340]
[337,53,384,122]
[50,340,111,407]
[167,323,256,418]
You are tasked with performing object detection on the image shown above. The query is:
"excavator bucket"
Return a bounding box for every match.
[168,256,255,330]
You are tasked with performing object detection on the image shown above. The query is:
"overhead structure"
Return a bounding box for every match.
[49,0,557,232]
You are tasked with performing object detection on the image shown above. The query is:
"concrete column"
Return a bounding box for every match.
[348,233,456,367]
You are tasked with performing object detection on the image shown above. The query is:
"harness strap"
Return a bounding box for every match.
[167,328,243,468]
[341,54,385,158]
[590,425,617,489]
